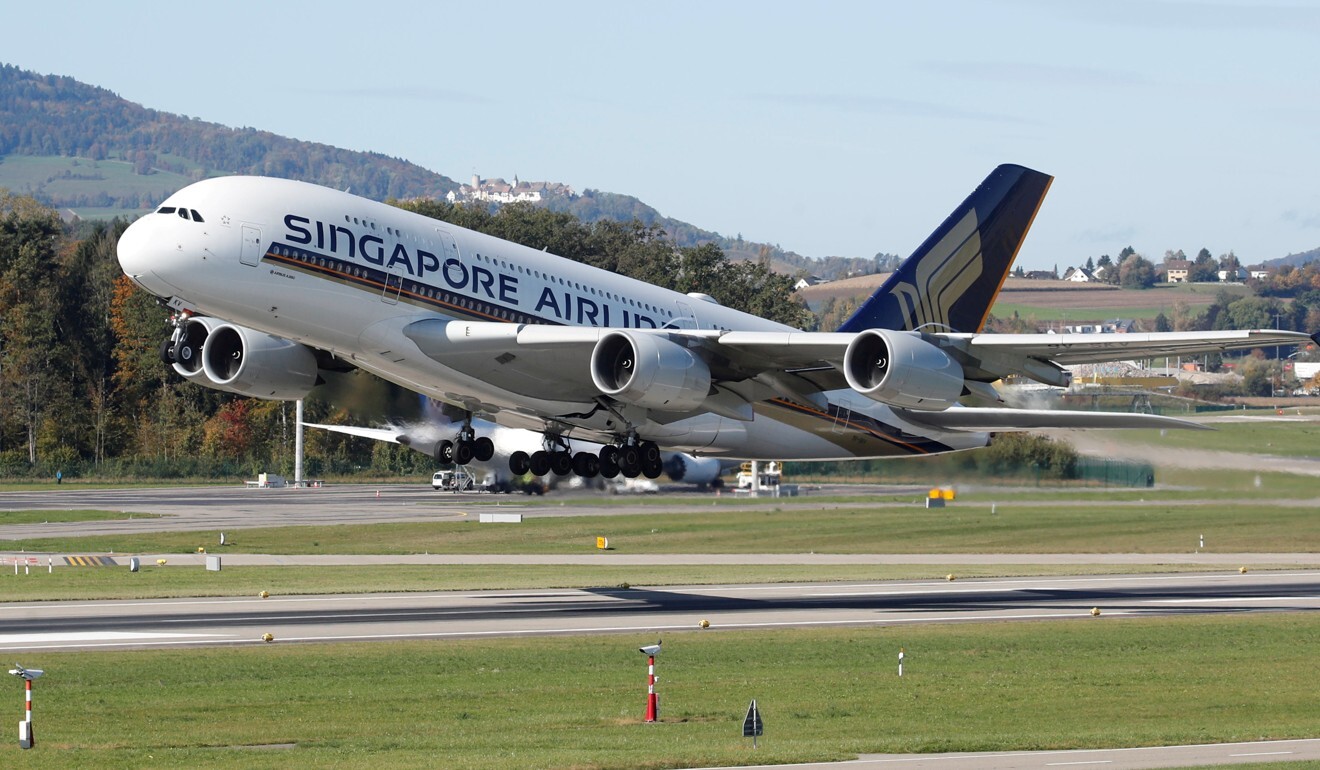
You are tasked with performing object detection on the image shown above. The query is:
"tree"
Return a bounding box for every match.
[1118,253,1157,289]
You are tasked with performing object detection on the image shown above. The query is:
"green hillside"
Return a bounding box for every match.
[0,63,458,210]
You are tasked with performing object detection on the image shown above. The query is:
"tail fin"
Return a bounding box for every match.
[836,164,1053,334]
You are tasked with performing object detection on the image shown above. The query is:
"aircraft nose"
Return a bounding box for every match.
[116,217,174,296]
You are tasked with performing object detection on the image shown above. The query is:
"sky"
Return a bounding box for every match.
[4,0,1320,270]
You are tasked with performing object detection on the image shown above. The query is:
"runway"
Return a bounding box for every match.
[4,570,1317,653]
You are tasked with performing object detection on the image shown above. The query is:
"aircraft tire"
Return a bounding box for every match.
[454,440,475,465]
[599,455,620,479]
[529,451,551,476]
[619,445,641,474]
[473,436,495,462]
[437,440,455,463]
[573,452,599,477]
[551,451,573,476]
[642,457,663,479]
[640,441,661,465]
[509,450,531,476]
[159,337,176,364]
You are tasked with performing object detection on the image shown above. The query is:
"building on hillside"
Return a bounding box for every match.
[793,275,828,290]
[446,174,575,205]
[1164,259,1192,283]
[1062,266,1095,282]
[1218,266,1248,283]
[1247,265,1271,280]
[1023,270,1056,280]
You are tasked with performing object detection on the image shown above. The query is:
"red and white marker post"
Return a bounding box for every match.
[9,663,43,750]
[638,641,661,722]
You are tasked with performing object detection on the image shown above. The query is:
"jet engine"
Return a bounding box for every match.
[590,331,712,411]
[169,316,226,383]
[199,323,320,401]
[662,453,725,487]
[842,329,964,411]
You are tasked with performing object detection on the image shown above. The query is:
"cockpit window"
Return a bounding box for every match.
[190,209,204,222]
[157,206,177,215]
[178,209,189,220]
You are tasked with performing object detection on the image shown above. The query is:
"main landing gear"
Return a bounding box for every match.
[436,421,495,466]
[509,437,663,480]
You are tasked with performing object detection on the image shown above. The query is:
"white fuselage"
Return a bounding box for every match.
[117,176,987,460]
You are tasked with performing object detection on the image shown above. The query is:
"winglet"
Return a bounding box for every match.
[837,164,1053,334]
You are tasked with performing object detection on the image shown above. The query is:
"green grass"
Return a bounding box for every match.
[4,499,1318,556]
[1114,421,1320,458]
[1,562,1288,602]
[0,154,196,205]
[0,509,160,525]
[4,613,1317,768]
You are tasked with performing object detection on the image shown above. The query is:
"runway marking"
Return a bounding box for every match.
[1143,596,1312,604]
[1046,762,1111,766]
[1230,750,1293,757]
[0,630,225,644]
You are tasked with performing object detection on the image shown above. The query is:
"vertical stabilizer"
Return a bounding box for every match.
[837,164,1052,334]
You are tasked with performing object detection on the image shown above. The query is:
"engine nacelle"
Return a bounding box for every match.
[170,316,226,382]
[201,323,319,401]
[662,453,725,486]
[842,330,965,411]
[590,331,712,412]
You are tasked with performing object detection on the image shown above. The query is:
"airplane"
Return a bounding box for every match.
[116,164,1316,478]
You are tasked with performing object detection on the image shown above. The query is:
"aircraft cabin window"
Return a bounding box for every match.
[157,206,176,215]
[190,210,204,222]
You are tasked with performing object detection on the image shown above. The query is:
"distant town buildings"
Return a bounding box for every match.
[446,174,575,205]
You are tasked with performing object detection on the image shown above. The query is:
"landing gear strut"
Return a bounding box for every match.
[436,417,495,466]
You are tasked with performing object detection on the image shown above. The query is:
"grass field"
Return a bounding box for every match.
[4,497,1317,557]
[2,613,1316,769]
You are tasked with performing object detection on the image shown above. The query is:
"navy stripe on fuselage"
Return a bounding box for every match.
[264,243,555,325]
[765,398,954,455]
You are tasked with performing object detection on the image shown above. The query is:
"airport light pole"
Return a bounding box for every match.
[9,663,43,749]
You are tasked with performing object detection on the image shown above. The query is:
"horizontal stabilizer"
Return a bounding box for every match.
[895,407,1211,432]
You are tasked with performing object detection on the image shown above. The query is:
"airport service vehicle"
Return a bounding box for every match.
[117,164,1316,475]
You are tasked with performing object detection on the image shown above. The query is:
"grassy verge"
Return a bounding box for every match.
[0,510,161,525]
[5,500,1318,556]
[4,613,1317,769]
[1,562,1290,602]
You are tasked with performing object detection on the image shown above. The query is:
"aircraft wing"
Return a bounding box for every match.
[963,330,1316,365]
[400,320,1316,408]
[894,407,1211,432]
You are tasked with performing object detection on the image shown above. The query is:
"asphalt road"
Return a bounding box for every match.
[4,570,1317,653]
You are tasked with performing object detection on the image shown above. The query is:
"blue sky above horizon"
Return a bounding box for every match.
[5,0,1320,269]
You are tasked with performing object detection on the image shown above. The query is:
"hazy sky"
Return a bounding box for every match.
[5,0,1320,269]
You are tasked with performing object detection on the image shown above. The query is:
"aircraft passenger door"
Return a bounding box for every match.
[381,264,403,304]
[673,300,699,330]
[240,225,263,266]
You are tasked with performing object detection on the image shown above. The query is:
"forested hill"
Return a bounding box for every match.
[0,64,458,204]
[0,63,883,277]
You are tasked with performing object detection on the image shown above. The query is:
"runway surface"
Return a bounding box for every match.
[4,570,1317,653]
[711,738,1320,769]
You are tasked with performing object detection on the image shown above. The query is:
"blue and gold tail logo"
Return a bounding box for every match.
[838,164,1053,334]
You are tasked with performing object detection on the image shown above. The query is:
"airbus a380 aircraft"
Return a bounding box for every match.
[116,164,1314,479]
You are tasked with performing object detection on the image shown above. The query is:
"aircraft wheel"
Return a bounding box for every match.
[454,440,475,465]
[437,440,455,464]
[159,337,176,364]
[642,457,663,480]
[598,452,620,479]
[473,436,495,462]
[509,450,531,476]
[640,441,661,465]
[619,445,641,474]
[551,451,573,476]
[572,452,599,478]
[529,451,551,476]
